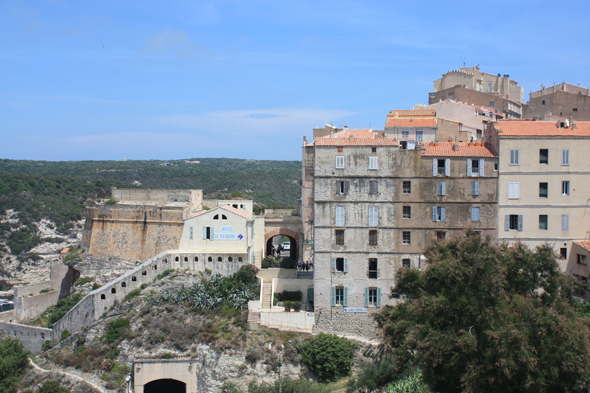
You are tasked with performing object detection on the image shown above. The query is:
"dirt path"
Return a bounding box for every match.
[28,358,109,393]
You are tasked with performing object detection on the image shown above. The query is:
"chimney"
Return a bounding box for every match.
[570,117,576,130]
[410,117,414,122]
[453,140,460,151]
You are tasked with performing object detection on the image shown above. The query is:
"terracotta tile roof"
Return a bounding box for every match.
[421,141,497,157]
[496,120,590,137]
[188,204,253,220]
[574,241,590,253]
[385,118,438,128]
[313,137,399,147]
[388,109,436,117]
[60,248,69,254]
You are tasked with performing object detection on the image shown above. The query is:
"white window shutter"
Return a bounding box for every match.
[441,182,446,195]
[467,159,472,177]
[505,215,510,231]
[517,215,523,231]
[343,287,348,306]
[432,158,437,176]
[376,287,382,307]
[364,288,369,307]
[445,159,450,176]
[563,149,570,165]
[336,206,345,226]
[441,207,446,221]
[344,258,349,273]
[479,159,484,176]
[515,183,519,198]
[562,215,569,230]
[432,206,437,221]
[331,258,336,272]
[203,227,207,239]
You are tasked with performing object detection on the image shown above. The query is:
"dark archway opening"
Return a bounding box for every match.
[144,378,186,393]
[266,235,297,260]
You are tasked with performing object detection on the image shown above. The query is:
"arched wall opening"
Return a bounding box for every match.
[144,378,186,393]
[265,229,299,260]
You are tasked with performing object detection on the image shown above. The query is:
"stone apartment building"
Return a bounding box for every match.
[489,119,590,294]
[524,82,590,121]
[429,67,524,119]
[303,129,498,336]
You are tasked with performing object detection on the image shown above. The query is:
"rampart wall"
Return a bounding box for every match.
[0,322,53,353]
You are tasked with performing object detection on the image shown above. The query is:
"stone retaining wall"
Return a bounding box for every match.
[0,321,53,353]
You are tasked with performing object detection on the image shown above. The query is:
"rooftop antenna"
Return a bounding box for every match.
[463,56,465,68]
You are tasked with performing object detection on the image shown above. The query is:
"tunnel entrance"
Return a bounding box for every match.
[266,235,297,260]
[144,378,186,393]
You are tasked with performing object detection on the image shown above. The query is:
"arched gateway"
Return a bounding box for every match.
[133,360,197,393]
[265,228,300,260]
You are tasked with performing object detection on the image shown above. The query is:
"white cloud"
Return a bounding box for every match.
[141,30,210,59]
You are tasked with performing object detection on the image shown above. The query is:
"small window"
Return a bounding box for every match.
[111,288,116,294]
[470,159,479,176]
[403,181,411,194]
[539,215,548,230]
[368,206,379,227]
[372,147,377,153]
[142,270,147,276]
[471,207,480,222]
[121,282,126,288]
[432,206,445,221]
[471,181,480,196]
[510,149,519,165]
[369,156,378,170]
[436,159,446,175]
[368,258,378,279]
[560,248,567,259]
[240,204,245,208]
[402,259,411,268]
[132,276,137,281]
[507,214,522,231]
[489,101,494,107]
[509,182,519,199]
[416,131,423,142]
[335,258,345,272]
[494,163,498,171]
[436,182,446,196]
[436,231,446,241]
[403,231,411,245]
[204,227,213,240]
[184,257,188,262]
[208,256,213,262]
[337,147,343,152]
[578,254,588,265]
[369,181,378,195]
[218,257,222,262]
[539,183,548,198]
[402,131,409,138]
[175,256,179,262]
[222,215,227,220]
[368,288,379,306]
[334,287,345,305]
[562,181,570,196]
[194,257,198,262]
[335,206,345,227]
[540,149,548,164]
[369,230,377,246]
[403,206,411,219]
[573,108,578,112]
[335,156,345,169]
[476,129,482,140]
[542,100,546,105]
[101,294,106,300]
[163,259,168,264]
[335,229,344,245]
[228,257,233,262]
[562,149,570,165]
[336,181,350,195]
[238,257,243,262]
[213,215,219,220]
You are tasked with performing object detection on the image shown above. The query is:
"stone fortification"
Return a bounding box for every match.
[0,322,53,353]
[82,204,184,261]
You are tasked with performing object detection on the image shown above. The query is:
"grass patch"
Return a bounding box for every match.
[75,277,94,286]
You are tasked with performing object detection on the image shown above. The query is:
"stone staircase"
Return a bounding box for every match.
[261,282,273,309]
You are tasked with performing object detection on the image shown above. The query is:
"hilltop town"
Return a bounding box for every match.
[2,66,590,392]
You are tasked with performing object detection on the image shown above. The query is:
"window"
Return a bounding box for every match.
[540,149,548,164]
[369,157,378,170]
[194,257,198,262]
[402,131,409,138]
[368,206,379,227]
[471,181,480,196]
[562,215,569,230]
[436,182,446,196]
[337,147,343,152]
[208,256,212,262]
[578,254,588,265]
[369,181,378,195]
[432,206,446,221]
[416,131,423,142]
[505,214,523,231]
[539,215,548,230]
[560,248,567,259]
[222,215,227,220]
[510,149,519,165]
[213,214,219,220]
[471,207,480,222]
[218,256,222,261]
[371,147,377,153]
[184,256,188,262]
[562,149,570,165]
[476,129,483,140]
[335,230,344,245]
[189,227,193,240]
[562,181,570,196]
[433,158,450,176]
[369,230,377,246]
[332,257,348,272]
[203,227,213,239]
[403,231,411,245]
[403,181,411,194]
[539,183,548,198]
[132,276,137,281]
[436,231,446,241]
[228,257,233,262]
[332,287,347,306]
[574,108,578,112]
[238,257,243,262]
[468,159,481,177]
[335,206,345,226]
[403,206,411,219]
[365,287,381,307]
[489,101,494,108]
[335,156,345,168]
[121,282,126,287]
[508,182,520,199]
[487,83,492,92]
[336,180,350,195]
[101,294,106,300]
[111,288,116,294]
[402,258,411,268]
[368,258,378,278]
[542,100,546,105]
[494,163,498,171]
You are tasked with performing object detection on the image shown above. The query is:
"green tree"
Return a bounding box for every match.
[0,336,30,393]
[376,232,590,393]
[38,380,70,393]
[300,333,354,383]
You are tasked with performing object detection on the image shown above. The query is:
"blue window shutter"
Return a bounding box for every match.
[344,258,349,273]
[211,227,214,239]
[467,159,472,176]
[331,258,336,272]
[445,159,450,176]
[437,182,442,195]
[364,288,369,307]
[479,159,485,176]
[203,227,207,239]
[505,215,510,231]
[441,207,446,221]
[376,287,382,307]
[432,159,437,176]
[432,206,437,221]
[517,215,523,231]
[441,182,446,195]
[343,287,348,307]
[331,287,335,306]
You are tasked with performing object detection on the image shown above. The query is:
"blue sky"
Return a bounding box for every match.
[1,1,589,161]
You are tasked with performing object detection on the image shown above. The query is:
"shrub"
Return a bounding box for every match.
[45,292,84,327]
[280,258,297,269]
[248,378,330,393]
[160,353,173,359]
[292,302,301,311]
[301,333,354,383]
[386,370,432,393]
[0,336,30,393]
[277,290,302,301]
[61,329,70,340]
[75,277,94,286]
[104,199,117,205]
[140,283,148,290]
[220,381,244,393]
[38,380,70,393]
[235,264,259,285]
[283,301,292,310]
[0,280,11,291]
[348,356,400,392]
[245,346,262,363]
[261,257,274,269]
[105,318,129,342]
[125,289,141,301]
[92,283,100,290]
[156,269,174,280]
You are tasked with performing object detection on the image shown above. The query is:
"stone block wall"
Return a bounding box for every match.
[0,321,53,353]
